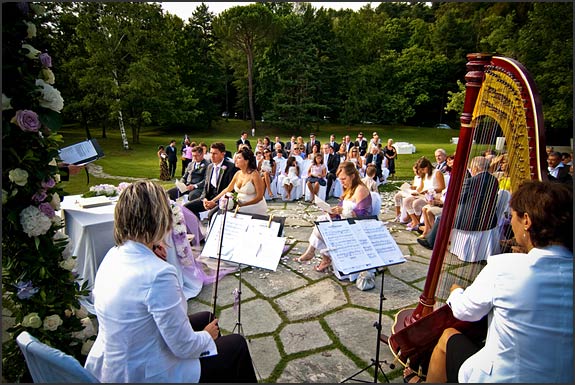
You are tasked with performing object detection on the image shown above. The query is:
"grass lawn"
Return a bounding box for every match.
[58,120,459,195]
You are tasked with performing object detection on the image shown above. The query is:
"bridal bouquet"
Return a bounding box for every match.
[219,191,239,211]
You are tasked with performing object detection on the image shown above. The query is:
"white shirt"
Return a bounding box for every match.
[548,162,565,178]
[85,241,217,382]
[447,245,573,383]
[210,161,223,187]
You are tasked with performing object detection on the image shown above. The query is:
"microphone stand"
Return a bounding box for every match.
[210,196,229,321]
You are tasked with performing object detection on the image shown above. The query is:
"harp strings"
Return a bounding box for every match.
[434,67,529,307]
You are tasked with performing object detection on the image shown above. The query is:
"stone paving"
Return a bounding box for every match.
[188,194,432,383]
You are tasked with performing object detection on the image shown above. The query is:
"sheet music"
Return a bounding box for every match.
[59,139,102,165]
[175,180,188,193]
[313,195,332,213]
[201,212,285,271]
[316,218,405,274]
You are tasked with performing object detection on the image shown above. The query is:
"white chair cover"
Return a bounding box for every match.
[17,331,100,383]
[370,192,382,216]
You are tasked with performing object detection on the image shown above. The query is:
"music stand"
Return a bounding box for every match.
[341,267,395,383]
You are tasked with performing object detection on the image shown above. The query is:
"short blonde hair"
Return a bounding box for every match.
[114,180,173,246]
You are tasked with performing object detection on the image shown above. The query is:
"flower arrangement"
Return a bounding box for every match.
[81,183,118,198]
[2,3,92,381]
[170,201,195,266]
[220,191,239,210]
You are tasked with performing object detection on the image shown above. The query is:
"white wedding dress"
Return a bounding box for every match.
[235,180,268,216]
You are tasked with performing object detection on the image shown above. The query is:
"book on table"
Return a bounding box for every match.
[78,195,112,208]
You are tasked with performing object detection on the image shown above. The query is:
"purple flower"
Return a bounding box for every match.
[15,280,39,300]
[41,178,56,189]
[39,52,52,68]
[32,190,47,203]
[38,202,55,218]
[14,110,41,132]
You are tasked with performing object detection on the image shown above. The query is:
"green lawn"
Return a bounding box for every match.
[58,120,459,195]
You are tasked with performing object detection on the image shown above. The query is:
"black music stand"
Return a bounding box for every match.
[341,267,395,383]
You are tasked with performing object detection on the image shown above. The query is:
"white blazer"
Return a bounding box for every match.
[447,246,573,383]
[85,241,217,383]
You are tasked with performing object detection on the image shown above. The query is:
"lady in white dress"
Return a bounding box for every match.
[282,156,300,201]
[347,146,364,176]
[210,147,268,216]
[259,149,276,197]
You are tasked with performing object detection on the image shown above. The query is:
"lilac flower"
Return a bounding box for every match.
[32,190,47,203]
[39,52,52,68]
[15,280,39,300]
[13,110,41,132]
[41,178,56,189]
[38,202,55,218]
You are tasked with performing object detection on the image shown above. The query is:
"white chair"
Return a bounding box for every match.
[370,192,382,216]
[449,189,511,263]
[16,331,100,383]
[330,178,343,198]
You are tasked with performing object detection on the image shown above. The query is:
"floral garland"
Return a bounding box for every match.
[81,183,119,198]
[170,201,195,266]
[1,3,92,381]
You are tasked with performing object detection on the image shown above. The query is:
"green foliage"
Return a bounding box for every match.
[2,3,93,381]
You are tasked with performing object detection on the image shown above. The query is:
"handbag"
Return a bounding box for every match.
[355,271,375,291]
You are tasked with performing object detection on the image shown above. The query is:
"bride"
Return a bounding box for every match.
[210,147,268,216]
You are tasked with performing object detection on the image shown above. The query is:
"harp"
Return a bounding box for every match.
[388,53,547,371]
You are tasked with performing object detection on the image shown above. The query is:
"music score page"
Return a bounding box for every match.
[316,218,405,274]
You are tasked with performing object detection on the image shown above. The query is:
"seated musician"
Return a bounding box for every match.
[404,181,573,383]
[85,181,257,383]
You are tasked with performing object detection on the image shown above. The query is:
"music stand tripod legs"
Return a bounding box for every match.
[341,269,391,383]
[231,263,245,336]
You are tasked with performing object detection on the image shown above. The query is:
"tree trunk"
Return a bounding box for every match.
[246,48,256,132]
[82,109,92,139]
[101,119,107,139]
[112,68,129,150]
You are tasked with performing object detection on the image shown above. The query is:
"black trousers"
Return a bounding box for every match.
[168,160,177,178]
[325,172,337,200]
[188,312,257,383]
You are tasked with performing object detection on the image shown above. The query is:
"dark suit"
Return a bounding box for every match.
[548,165,572,184]
[343,141,354,153]
[453,171,499,231]
[235,138,251,150]
[329,141,340,153]
[165,144,178,178]
[305,140,320,155]
[325,153,340,200]
[355,139,368,156]
[285,141,295,152]
[184,159,238,219]
[167,159,208,201]
[274,141,285,150]
[365,152,383,179]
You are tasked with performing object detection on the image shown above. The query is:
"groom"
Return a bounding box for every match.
[185,142,237,220]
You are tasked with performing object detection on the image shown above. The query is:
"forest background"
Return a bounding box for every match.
[26,1,572,149]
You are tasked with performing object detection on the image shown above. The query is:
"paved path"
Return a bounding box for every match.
[189,195,432,383]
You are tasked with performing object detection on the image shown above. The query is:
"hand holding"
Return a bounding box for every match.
[204,318,220,340]
[450,283,463,293]
[152,242,167,261]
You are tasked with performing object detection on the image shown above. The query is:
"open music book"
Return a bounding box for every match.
[315,217,405,275]
[58,139,104,165]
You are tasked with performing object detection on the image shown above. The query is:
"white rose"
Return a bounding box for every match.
[40,68,55,85]
[59,257,76,271]
[74,306,89,319]
[9,168,28,186]
[49,192,61,210]
[20,206,52,237]
[81,339,94,355]
[51,214,62,227]
[48,158,58,166]
[24,21,37,38]
[2,93,12,110]
[22,44,41,59]
[35,79,64,113]
[54,173,61,183]
[42,314,63,331]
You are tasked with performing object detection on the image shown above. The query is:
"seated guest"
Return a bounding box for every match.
[209,147,268,216]
[365,145,384,181]
[167,146,209,201]
[184,142,238,220]
[306,153,327,202]
[323,143,340,200]
[433,148,448,173]
[85,180,257,383]
[296,162,372,272]
[394,163,421,223]
[281,156,301,201]
[405,180,573,383]
[404,157,445,232]
[547,151,572,184]
[259,149,276,198]
[362,164,379,192]
[347,146,364,176]
[417,156,499,250]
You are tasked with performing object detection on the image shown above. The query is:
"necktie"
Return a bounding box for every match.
[211,165,220,187]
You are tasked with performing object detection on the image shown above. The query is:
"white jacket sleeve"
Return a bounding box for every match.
[447,263,495,322]
[145,266,217,358]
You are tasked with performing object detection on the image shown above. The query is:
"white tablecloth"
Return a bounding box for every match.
[61,194,202,314]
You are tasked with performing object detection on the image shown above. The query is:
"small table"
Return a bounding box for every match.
[61,195,203,314]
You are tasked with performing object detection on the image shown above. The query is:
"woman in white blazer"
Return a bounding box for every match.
[404,181,573,383]
[85,181,256,383]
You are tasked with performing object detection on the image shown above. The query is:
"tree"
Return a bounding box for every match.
[214,3,278,131]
